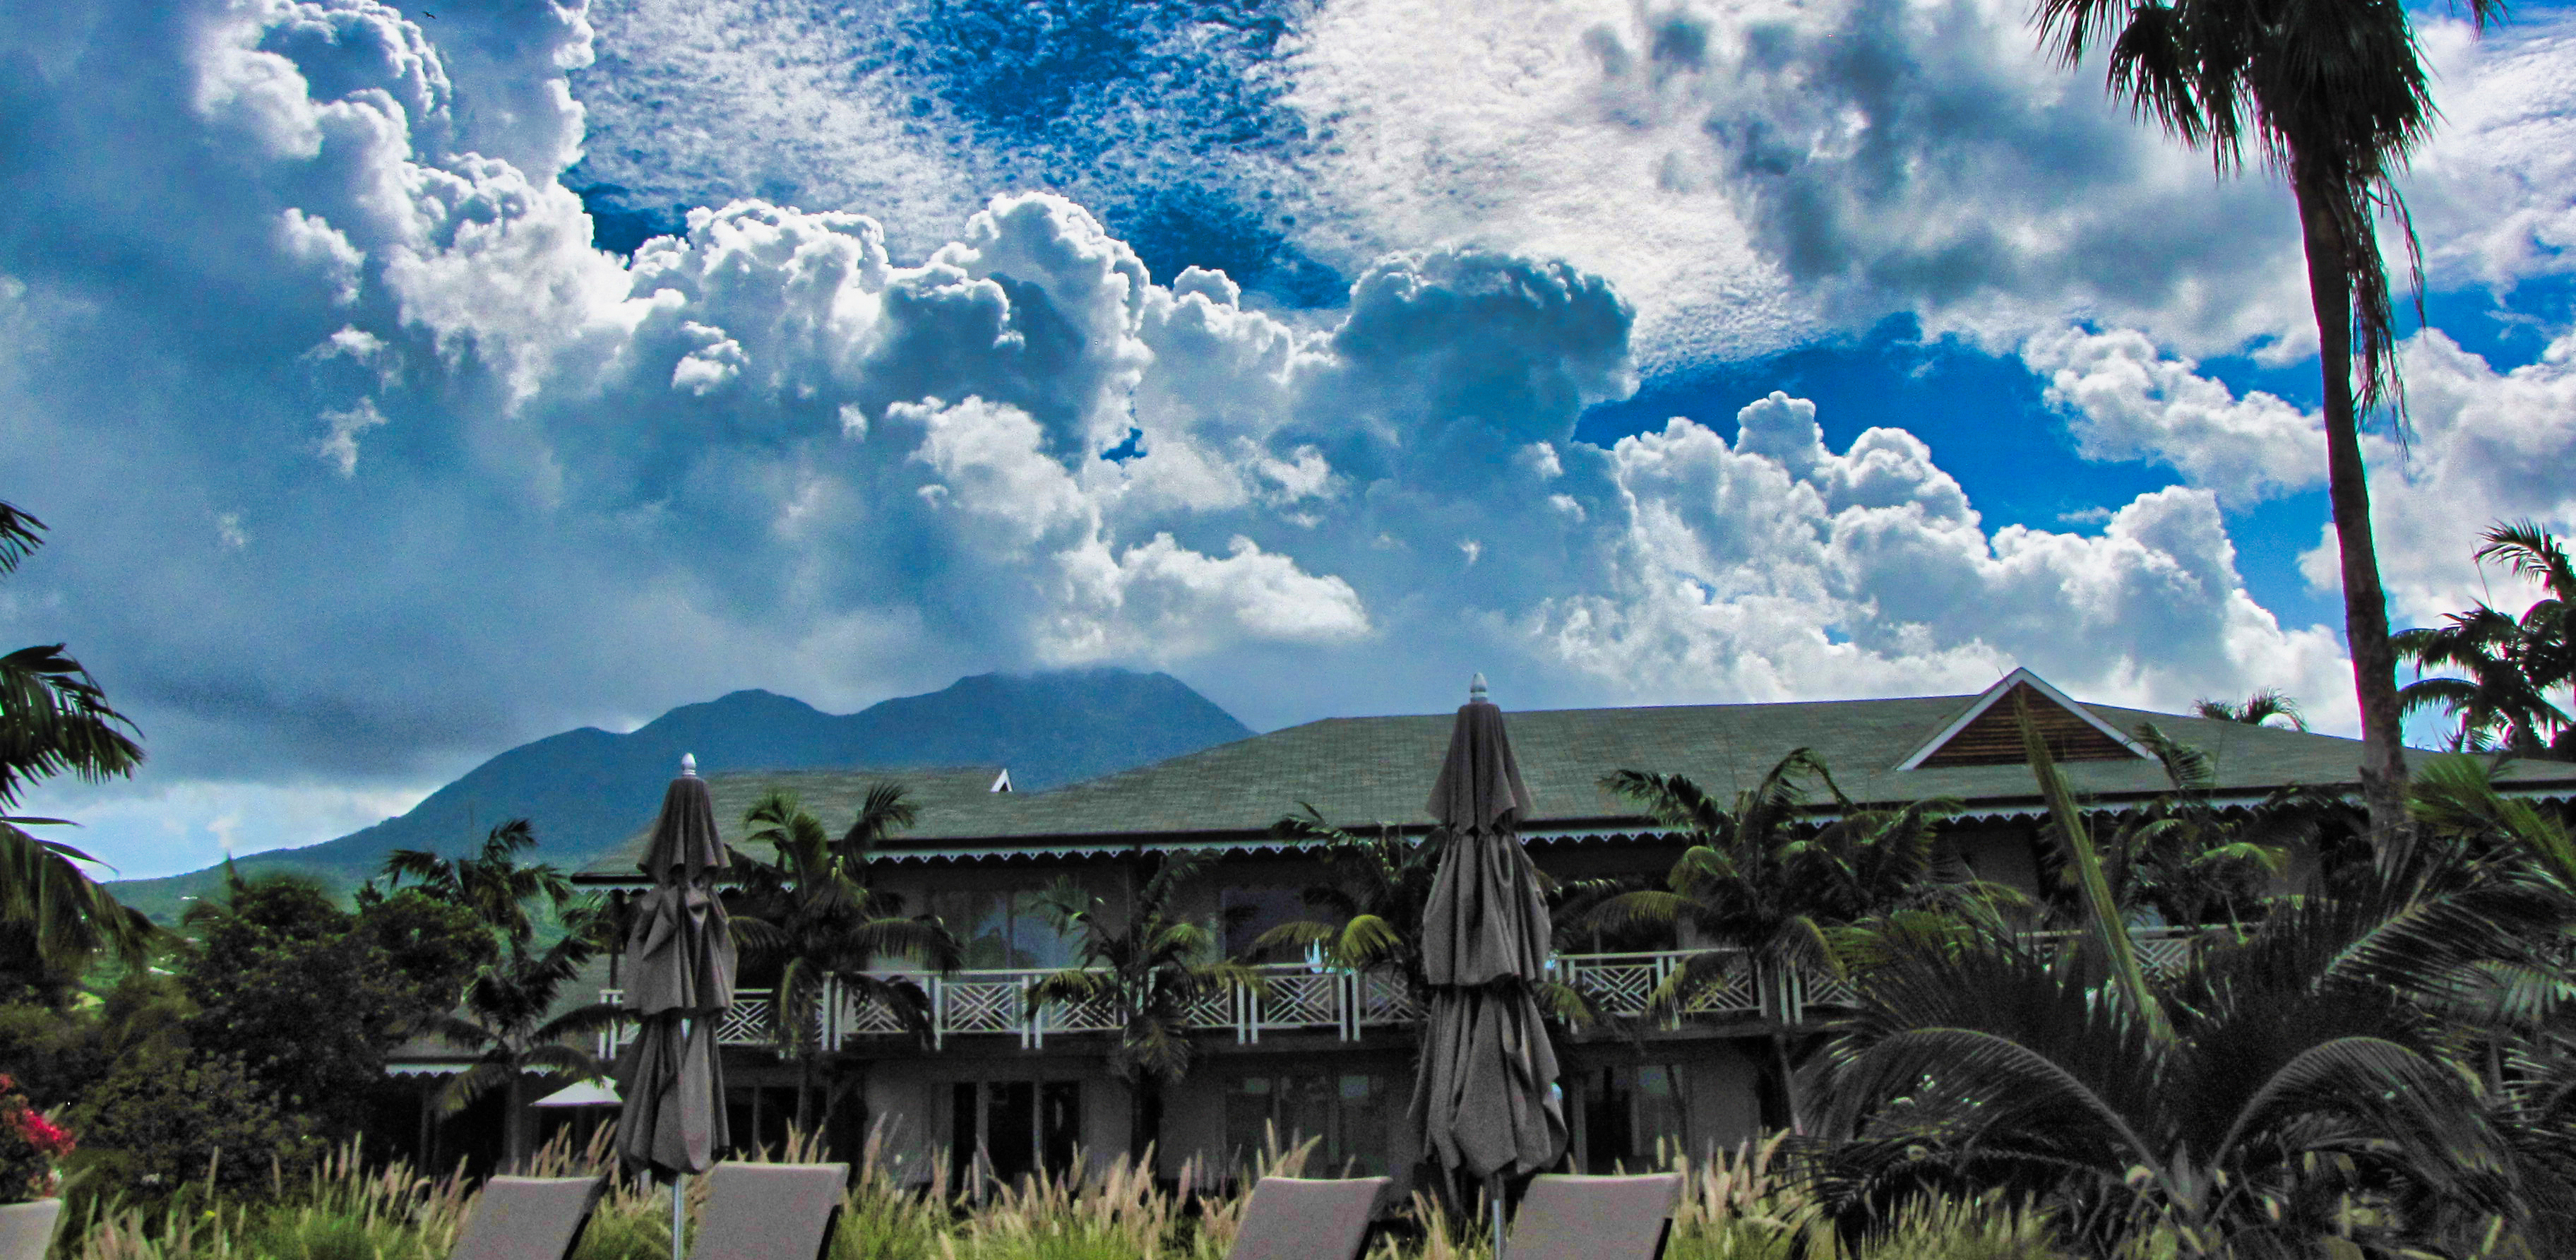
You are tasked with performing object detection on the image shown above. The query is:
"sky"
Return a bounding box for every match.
[4,0,2575,879]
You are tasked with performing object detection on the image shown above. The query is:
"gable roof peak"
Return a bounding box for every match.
[1895,667,2153,771]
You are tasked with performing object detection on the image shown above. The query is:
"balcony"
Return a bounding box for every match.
[598,930,2204,1057]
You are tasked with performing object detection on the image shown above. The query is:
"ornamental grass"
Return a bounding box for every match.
[53,1123,2092,1260]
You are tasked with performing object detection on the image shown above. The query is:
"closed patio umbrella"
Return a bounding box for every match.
[1409,675,1566,1247]
[616,754,736,1249]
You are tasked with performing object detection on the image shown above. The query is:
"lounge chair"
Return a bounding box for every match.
[1501,1173,1684,1260]
[688,1163,850,1260]
[451,1177,609,1260]
[1225,1175,1391,1260]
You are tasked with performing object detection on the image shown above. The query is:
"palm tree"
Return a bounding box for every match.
[1027,850,1261,1158]
[2397,521,2576,755]
[729,786,956,1131]
[1587,750,1992,1133]
[2192,689,2306,730]
[427,903,626,1170]
[1256,808,1611,1036]
[2085,724,2294,930]
[0,501,154,988]
[2479,521,2576,697]
[2034,0,2512,834]
[1251,807,1444,1001]
[1808,713,2575,1256]
[378,818,575,946]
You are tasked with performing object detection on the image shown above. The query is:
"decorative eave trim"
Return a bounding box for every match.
[564,779,2576,883]
[1893,667,2154,771]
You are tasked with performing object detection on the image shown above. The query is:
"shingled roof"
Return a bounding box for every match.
[575,672,2576,877]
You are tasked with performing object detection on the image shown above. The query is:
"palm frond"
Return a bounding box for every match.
[0,643,144,809]
[0,501,40,573]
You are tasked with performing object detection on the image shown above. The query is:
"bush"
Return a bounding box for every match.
[73,1044,319,1196]
[0,1074,74,1202]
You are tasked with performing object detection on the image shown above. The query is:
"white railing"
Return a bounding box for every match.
[597,929,2212,1056]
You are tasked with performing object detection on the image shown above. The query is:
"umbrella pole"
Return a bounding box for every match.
[671,1172,685,1260]
[1489,1173,1505,1260]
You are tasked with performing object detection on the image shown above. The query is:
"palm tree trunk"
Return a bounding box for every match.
[1769,1033,1805,1136]
[506,1068,529,1172]
[1128,1078,1161,1167]
[797,1051,816,1139]
[2292,162,2410,840]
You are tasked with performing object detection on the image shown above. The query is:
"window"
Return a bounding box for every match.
[950,1080,1080,1194]
[928,886,1077,969]
[1225,1073,1392,1175]
[724,1085,804,1158]
[1221,885,1308,958]
[1571,1064,1686,1172]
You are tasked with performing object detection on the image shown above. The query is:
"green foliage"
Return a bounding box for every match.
[1592,749,2005,1130]
[179,874,427,1139]
[0,503,157,993]
[0,970,193,1129]
[1253,807,1442,993]
[1030,850,1260,1155]
[73,1043,320,1196]
[2190,690,2306,731]
[729,786,957,1129]
[1806,731,2576,1258]
[426,904,621,1167]
[376,820,575,948]
[2397,521,2575,756]
[732,783,953,1076]
[1030,851,1258,1091]
[2081,723,2297,931]
[352,888,501,1016]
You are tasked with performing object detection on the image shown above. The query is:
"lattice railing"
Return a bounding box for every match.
[599,929,2219,1054]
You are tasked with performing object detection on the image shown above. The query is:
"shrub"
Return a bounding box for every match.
[0,1074,74,1202]
[73,1044,318,1196]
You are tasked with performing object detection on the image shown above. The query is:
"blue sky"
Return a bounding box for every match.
[4,0,2574,877]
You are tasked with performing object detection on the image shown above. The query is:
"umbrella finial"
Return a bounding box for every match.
[680,752,697,778]
[1469,672,1489,703]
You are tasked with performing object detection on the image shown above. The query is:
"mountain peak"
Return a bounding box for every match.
[109,669,1252,920]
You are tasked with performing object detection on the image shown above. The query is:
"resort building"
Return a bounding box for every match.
[508,669,2576,1189]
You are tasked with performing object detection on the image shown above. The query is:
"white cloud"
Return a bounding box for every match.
[2410,20,2576,287]
[2,0,2510,878]
[2301,328,2576,626]
[2021,326,2325,504]
[18,775,439,879]
[316,397,389,475]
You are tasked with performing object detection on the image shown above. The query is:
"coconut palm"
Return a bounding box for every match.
[0,501,154,987]
[1808,714,2575,1256]
[2082,724,2294,930]
[378,818,576,946]
[1255,809,1612,1042]
[2397,521,2576,755]
[2192,689,2306,730]
[1027,850,1261,1158]
[729,786,957,1131]
[2479,521,2576,691]
[2034,0,2512,833]
[426,902,626,1170]
[1251,807,1444,999]
[1587,749,1990,1133]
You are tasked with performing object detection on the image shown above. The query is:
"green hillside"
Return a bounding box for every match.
[111,668,1251,921]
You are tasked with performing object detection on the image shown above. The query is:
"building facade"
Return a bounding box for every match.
[551,669,2576,1190]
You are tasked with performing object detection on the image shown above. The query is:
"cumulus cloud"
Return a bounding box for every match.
[2411,20,2576,287]
[2301,328,2576,626]
[0,0,2493,875]
[2021,326,2325,504]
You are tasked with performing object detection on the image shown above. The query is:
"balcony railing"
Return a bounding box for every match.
[598,929,2205,1057]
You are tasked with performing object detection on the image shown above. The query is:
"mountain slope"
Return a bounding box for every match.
[112,669,1251,920]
